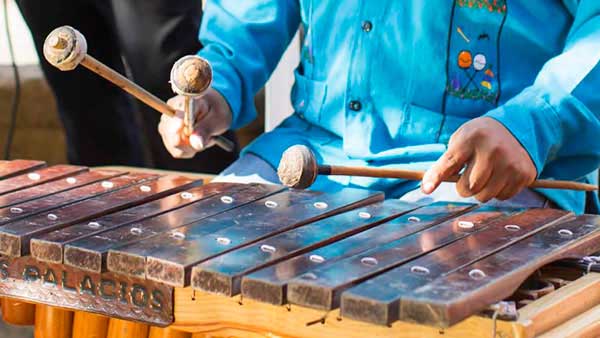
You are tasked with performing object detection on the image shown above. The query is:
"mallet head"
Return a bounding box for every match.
[170,55,213,97]
[43,26,87,71]
[278,145,318,189]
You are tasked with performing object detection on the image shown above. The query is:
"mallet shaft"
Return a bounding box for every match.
[183,96,194,136]
[81,55,176,117]
[318,164,597,191]
[80,55,234,152]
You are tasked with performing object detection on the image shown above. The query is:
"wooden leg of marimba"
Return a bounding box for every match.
[72,311,109,338]
[1,298,36,325]
[149,326,191,338]
[34,304,73,338]
[107,318,149,338]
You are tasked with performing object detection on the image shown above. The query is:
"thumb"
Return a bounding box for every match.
[189,133,206,152]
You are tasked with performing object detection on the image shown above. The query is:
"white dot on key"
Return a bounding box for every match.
[87,222,101,229]
[10,207,23,214]
[220,196,234,204]
[139,185,151,192]
[260,244,276,253]
[313,202,328,209]
[180,192,193,200]
[309,255,326,263]
[27,173,41,181]
[66,177,77,184]
[458,221,474,229]
[130,227,142,235]
[47,214,58,221]
[264,200,278,208]
[468,269,486,280]
[504,224,521,232]
[358,211,371,219]
[216,237,231,245]
[101,181,114,189]
[171,231,186,240]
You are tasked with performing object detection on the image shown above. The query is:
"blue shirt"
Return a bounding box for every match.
[199,0,600,214]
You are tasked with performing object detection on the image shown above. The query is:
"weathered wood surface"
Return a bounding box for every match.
[0,160,46,180]
[31,183,234,265]
[241,201,474,305]
[191,199,419,296]
[0,173,174,257]
[26,175,201,261]
[0,170,124,209]
[287,206,518,311]
[0,165,86,196]
[109,188,382,286]
[394,215,600,327]
[66,184,283,273]
[0,173,154,232]
[340,208,571,326]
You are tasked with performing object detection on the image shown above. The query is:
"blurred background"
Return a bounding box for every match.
[0,0,67,164]
[0,0,299,336]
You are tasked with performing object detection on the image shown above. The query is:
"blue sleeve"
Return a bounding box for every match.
[198,0,301,129]
[485,1,600,181]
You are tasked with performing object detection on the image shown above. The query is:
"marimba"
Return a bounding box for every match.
[0,160,599,338]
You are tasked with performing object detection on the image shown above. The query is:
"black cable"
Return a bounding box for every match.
[2,0,20,160]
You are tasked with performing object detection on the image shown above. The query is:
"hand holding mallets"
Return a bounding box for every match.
[43,26,234,152]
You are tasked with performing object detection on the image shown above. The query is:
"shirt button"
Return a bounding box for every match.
[349,100,362,111]
[362,21,373,32]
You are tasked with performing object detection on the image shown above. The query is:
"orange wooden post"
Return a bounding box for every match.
[72,311,109,338]
[1,298,36,326]
[107,318,149,338]
[34,304,73,338]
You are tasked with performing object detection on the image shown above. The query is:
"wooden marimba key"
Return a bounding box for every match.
[0,160,599,338]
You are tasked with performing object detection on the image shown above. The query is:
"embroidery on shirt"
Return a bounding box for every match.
[445,1,507,104]
[457,0,506,13]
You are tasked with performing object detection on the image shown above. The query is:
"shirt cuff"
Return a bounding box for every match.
[484,86,563,177]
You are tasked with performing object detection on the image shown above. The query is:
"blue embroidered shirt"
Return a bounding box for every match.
[198,0,600,214]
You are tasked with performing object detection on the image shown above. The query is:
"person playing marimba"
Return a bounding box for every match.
[158,1,600,214]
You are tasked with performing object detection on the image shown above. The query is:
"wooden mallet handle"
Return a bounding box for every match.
[43,26,234,152]
[278,145,598,192]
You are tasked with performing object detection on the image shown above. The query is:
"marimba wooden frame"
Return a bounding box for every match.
[168,272,600,338]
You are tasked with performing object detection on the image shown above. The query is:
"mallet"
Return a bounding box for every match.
[43,26,233,152]
[170,55,234,151]
[278,145,598,191]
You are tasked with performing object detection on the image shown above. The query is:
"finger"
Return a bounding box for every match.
[456,161,475,197]
[189,134,205,152]
[457,153,493,197]
[168,131,182,148]
[193,97,210,121]
[474,170,508,203]
[189,105,218,152]
[166,145,188,159]
[496,174,528,201]
[422,146,471,194]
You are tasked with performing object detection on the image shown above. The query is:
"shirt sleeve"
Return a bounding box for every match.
[197,0,301,130]
[485,2,600,180]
